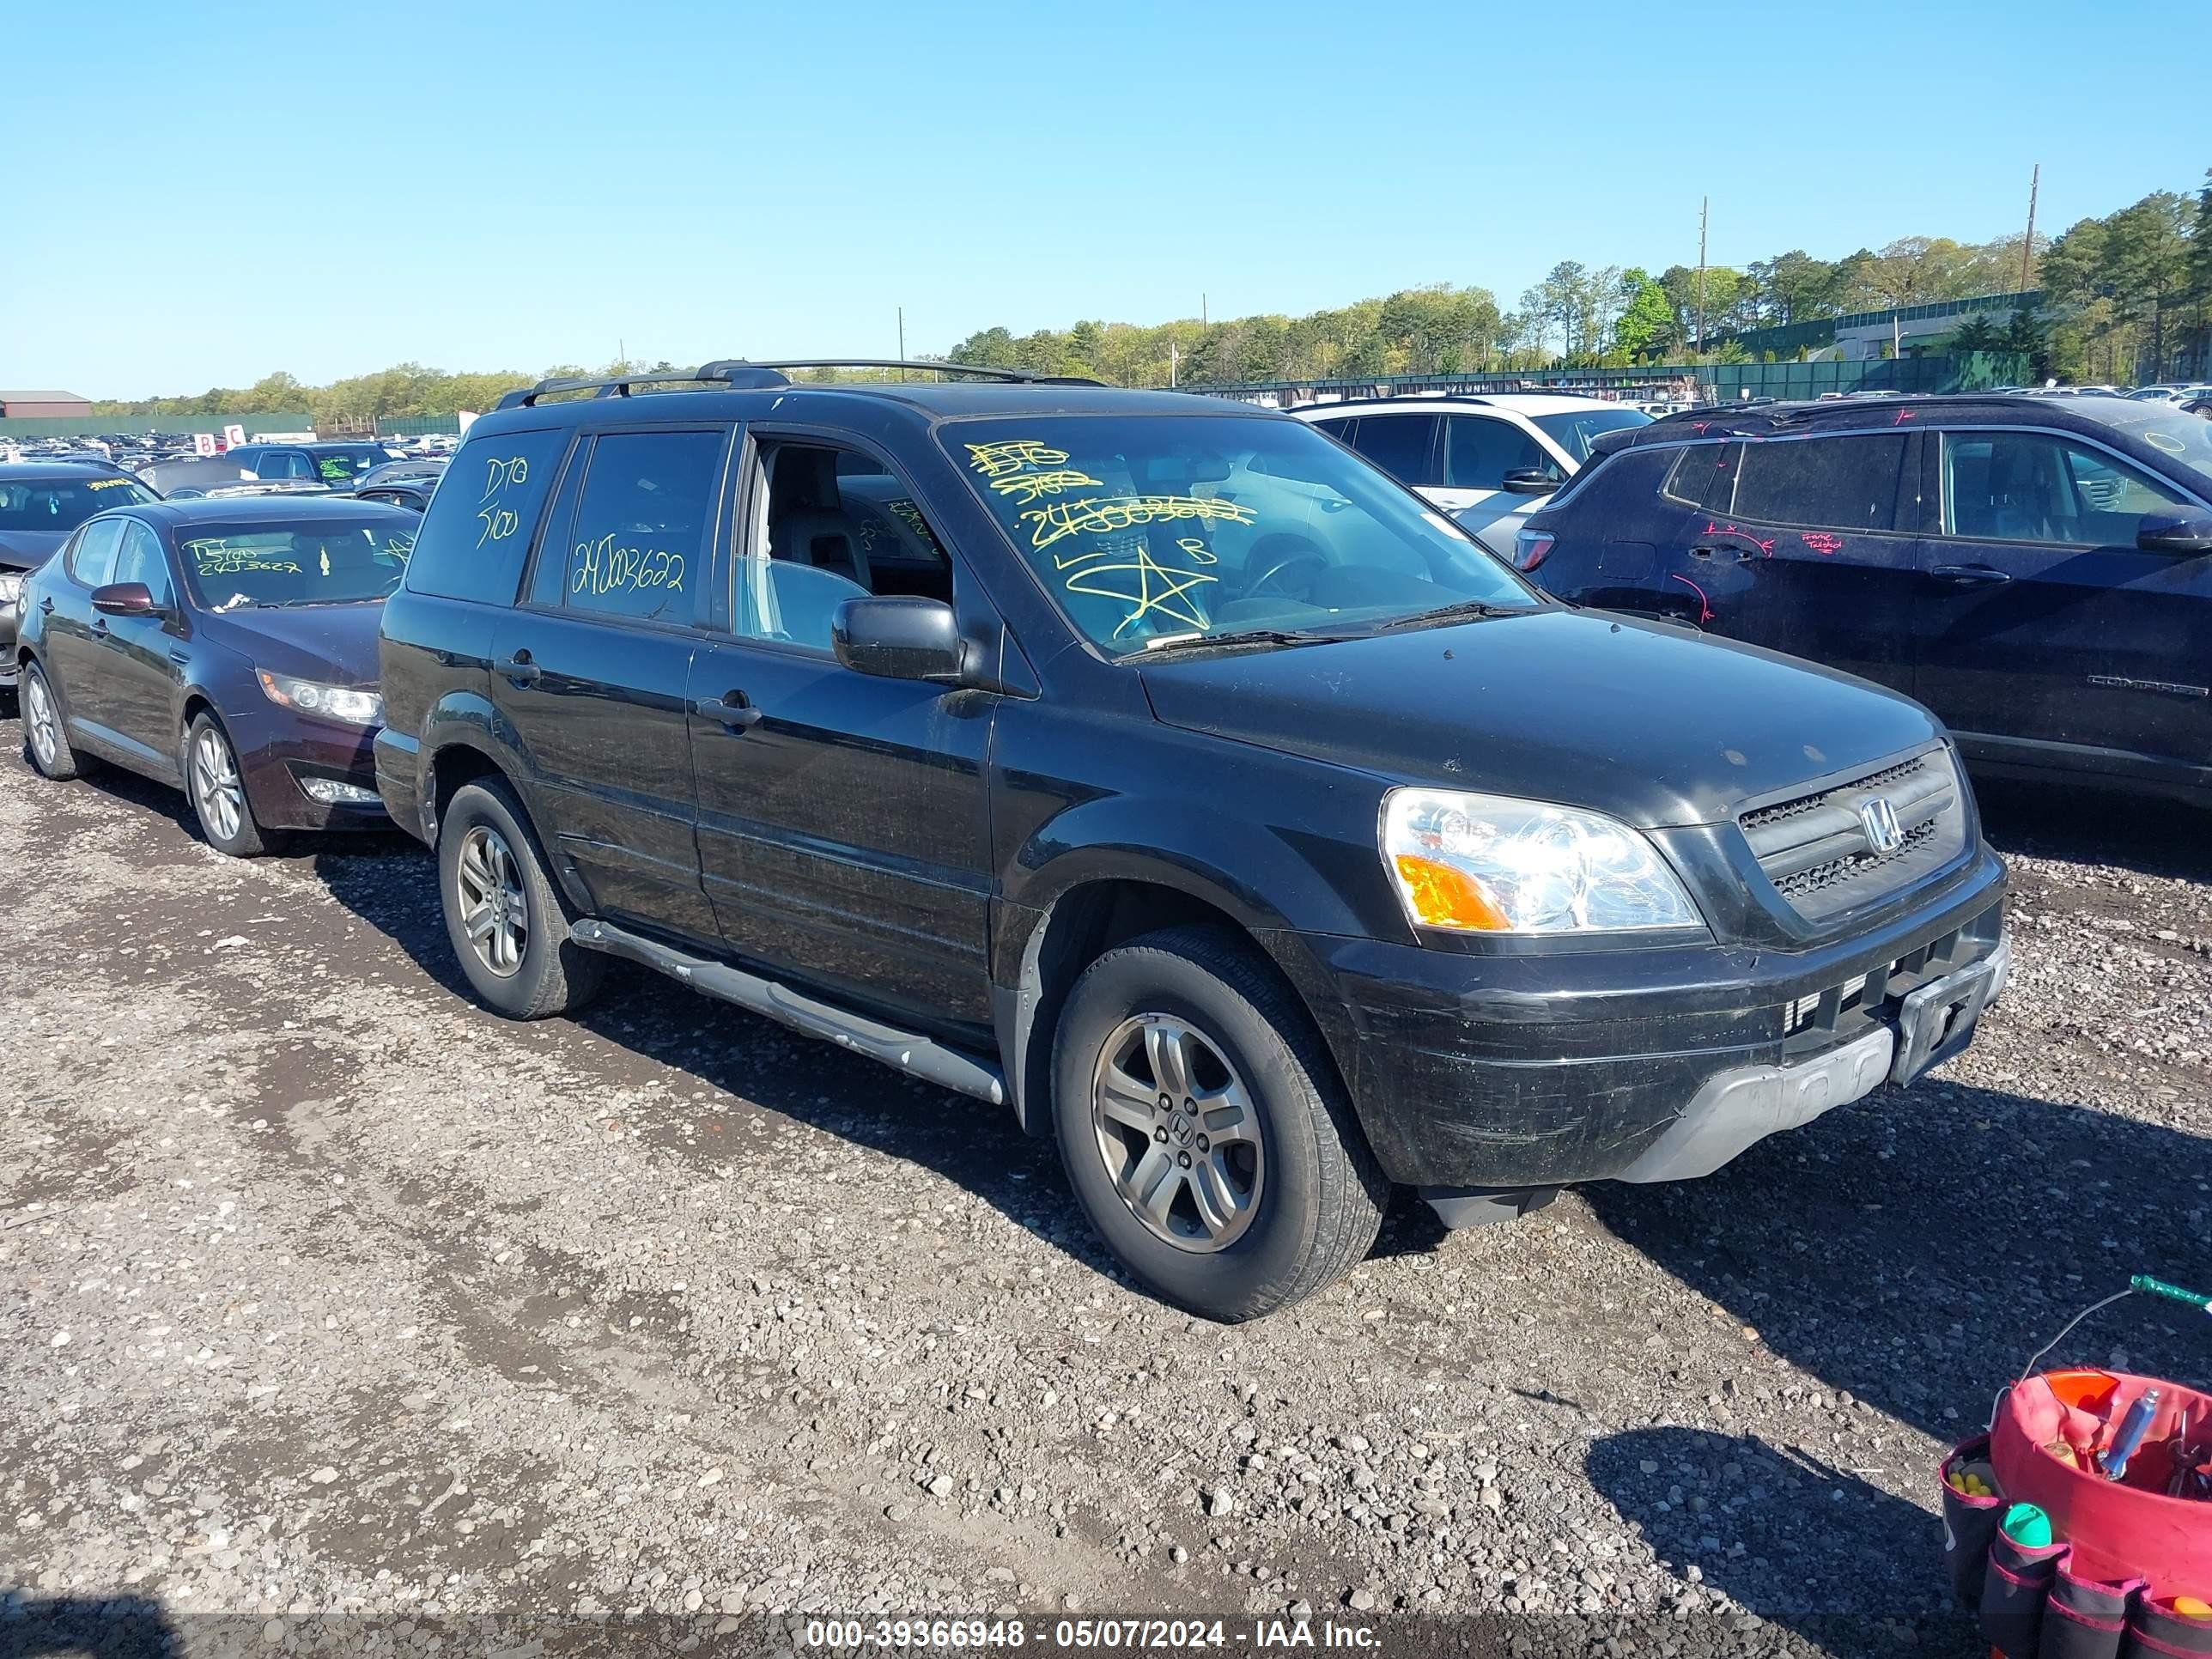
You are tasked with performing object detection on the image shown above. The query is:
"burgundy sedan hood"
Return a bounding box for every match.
[201,600,386,685]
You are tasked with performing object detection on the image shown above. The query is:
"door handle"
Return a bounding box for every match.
[496,650,543,684]
[1929,563,2013,586]
[168,648,190,665]
[693,692,764,731]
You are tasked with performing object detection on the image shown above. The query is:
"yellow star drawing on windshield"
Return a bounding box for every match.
[1066,545,1218,636]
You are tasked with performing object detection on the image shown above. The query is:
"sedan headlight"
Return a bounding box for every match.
[0,571,23,608]
[257,670,383,727]
[1381,787,1702,935]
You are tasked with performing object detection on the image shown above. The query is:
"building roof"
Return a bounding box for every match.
[0,390,91,403]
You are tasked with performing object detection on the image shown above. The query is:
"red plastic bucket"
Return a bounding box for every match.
[1988,1369,2212,1597]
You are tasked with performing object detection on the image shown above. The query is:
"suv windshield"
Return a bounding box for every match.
[945,415,1538,653]
[2107,409,2212,488]
[178,518,414,609]
[0,474,158,532]
[1531,408,1652,465]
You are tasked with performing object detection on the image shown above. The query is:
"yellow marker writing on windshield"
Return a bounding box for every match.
[1021,495,1256,550]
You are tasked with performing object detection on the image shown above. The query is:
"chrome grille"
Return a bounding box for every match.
[1741,750,1966,923]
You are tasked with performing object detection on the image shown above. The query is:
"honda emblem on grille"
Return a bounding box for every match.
[1860,796,1905,855]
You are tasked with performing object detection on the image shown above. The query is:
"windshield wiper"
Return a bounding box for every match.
[1138,625,1353,656]
[1360,599,1526,634]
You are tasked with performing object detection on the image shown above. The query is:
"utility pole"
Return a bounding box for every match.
[896,307,906,380]
[1696,197,1709,356]
[1201,293,1207,327]
[2021,164,2039,293]
[1169,342,1178,388]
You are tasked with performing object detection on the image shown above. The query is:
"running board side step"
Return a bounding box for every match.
[569,918,1007,1107]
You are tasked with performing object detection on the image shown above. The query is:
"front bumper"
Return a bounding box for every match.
[229,705,389,831]
[0,602,17,684]
[1282,845,2007,1192]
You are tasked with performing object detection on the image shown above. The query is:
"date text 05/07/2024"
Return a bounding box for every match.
[800,1616,1382,1650]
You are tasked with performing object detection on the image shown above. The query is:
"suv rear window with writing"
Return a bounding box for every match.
[401,428,570,605]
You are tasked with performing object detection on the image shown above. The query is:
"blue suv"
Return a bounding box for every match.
[1516,395,2212,806]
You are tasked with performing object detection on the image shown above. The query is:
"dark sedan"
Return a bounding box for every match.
[15,497,415,854]
[0,463,163,703]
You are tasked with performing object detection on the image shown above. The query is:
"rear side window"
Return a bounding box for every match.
[1348,413,1439,486]
[256,451,316,481]
[402,427,568,605]
[67,517,125,586]
[1723,434,1909,532]
[1660,447,1710,506]
[558,428,729,625]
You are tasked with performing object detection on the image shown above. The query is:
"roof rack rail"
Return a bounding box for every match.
[493,362,791,410]
[492,357,1109,411]
[735,358,1103,386]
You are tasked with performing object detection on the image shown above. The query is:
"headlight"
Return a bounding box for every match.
[1381,787,1702,935]
[257,670,383,726]
[0,571,22,607]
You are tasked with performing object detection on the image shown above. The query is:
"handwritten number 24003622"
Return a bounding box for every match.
[571,532,685,599]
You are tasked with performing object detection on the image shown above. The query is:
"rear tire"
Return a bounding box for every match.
[1051,925,1388,1322]
[436,779,604,1020]
[21,661,80,781]
[185,714,273,857]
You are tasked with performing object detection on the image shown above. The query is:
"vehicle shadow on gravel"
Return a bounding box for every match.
[307,842,1157,1285]
[0,1593,181,1657]
[1583,1075,2212,1448]
[1975,778,2212,883]
[1583,1427,1981,1658]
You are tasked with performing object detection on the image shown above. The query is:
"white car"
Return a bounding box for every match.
[1291,394,1653,521]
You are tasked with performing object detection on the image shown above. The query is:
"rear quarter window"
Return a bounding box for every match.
[402,428,570,605]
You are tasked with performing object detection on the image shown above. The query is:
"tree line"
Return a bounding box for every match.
[87,169,2212,423]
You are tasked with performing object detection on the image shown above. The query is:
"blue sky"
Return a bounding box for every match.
[11,0,2207,398]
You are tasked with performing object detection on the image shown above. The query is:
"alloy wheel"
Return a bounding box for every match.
[1090,1013,1266,1253]
[25,673,59,768]
[455,824,528,978]
[191,727,245,842]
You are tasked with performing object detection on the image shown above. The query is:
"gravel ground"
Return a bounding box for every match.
[2,710,2207,1659]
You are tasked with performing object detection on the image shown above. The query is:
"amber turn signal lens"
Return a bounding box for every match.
[1392,854,1512,932]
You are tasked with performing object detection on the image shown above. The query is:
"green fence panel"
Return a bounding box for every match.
[1184,355,2025,404]
[0,411,314,439]
[374,414,469,438]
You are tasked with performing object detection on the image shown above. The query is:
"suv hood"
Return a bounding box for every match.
[0,529,68,572]
[201,600,386,686]
[1138,609,1942,828]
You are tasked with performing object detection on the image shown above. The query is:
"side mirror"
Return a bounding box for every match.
[2136,513,2212,554]
[832,595,966,684]
[91,581,161,617]
[1501,468,1559,495]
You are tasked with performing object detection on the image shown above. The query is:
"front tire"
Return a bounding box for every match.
[21,662,78,781]
[436,779,604,1020]
[185,714,274,857]
[1051,925,1388,1322]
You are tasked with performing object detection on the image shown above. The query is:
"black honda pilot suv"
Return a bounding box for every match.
[375,361,2008,1321]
